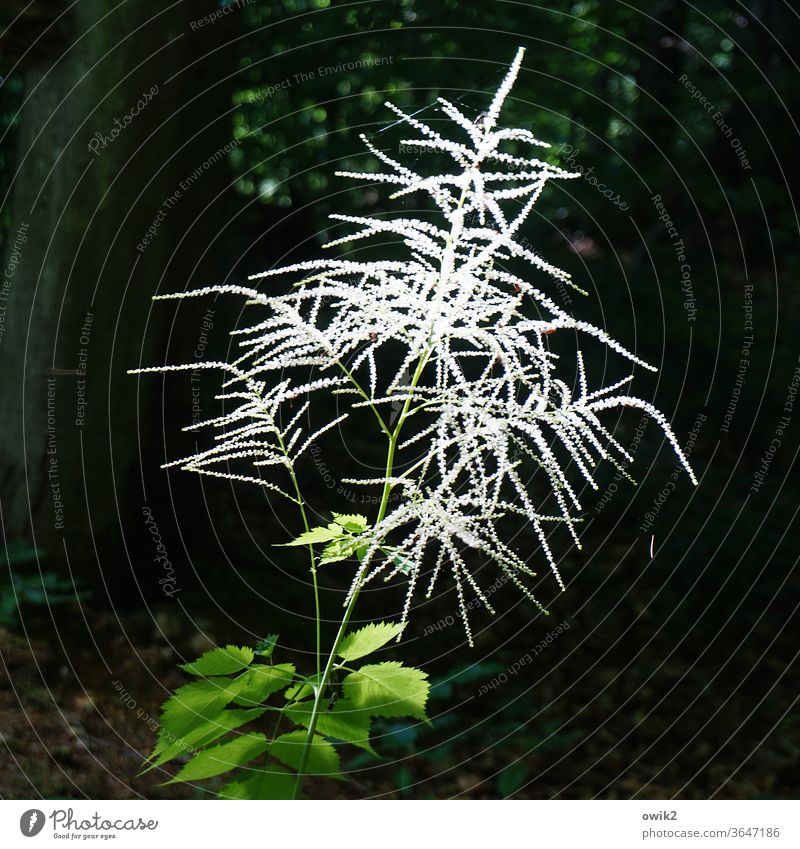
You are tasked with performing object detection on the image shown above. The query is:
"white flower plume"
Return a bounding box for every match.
[133,46,696,645]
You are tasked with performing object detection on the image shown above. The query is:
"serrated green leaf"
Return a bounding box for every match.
[144,708,266,773]
[284,699,376,754]
[319,536,360,564]
[337,621,405,662]
[179,645,254,676]
[331,513,369,533]
[219,766,295,800]
[270,730,343,779]
[232,663,296,707]
[166,732,268,784]
[280,526,342,547]
[254,634,279,657]
[160,677,246,741]
[284,672,321,702]
[343,662,430,723]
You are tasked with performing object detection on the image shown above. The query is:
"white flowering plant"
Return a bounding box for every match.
[133,47,695,799]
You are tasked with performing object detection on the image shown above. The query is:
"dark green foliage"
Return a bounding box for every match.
[0,542,85,626]
[344,659,583,797]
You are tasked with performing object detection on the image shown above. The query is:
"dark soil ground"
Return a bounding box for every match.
[2,572,798,800]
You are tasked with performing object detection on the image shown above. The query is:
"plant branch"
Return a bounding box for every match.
[334,358,392,438]
[276,430,321,680]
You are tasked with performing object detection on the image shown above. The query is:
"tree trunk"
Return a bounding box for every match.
[0,0,238,595]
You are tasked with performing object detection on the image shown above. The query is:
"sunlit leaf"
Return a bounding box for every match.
[144,708,266,773]
[331,513,369,532]
[219,766,296,800]
[337,621,404,662]
[179,645,254,676]
[343,662,429,723]
[166,733,268,783]
[284,699,375,754]
[159,677,245,741]
[280,525,341,547]
[270,730,343,779]
[232,663,296,707]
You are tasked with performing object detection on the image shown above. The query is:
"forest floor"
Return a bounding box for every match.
[2,593,798,800]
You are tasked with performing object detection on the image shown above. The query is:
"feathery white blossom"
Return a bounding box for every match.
[134,47,696,645]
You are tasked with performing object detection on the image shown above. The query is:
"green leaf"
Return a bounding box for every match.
[160,677,246,741]
[179,645,254,676]
[219,766,296,800]
[284,672,321,702]
[166,733,268,784]
[319,536,360,564]
[254,634,279,657]
[270,730,343,779]
[280,525,341,547]
[379,546,414,575]
[144,708,266,773]
[391,553,414,575]
[337,621,405,662]
[331,513,369,533]
[232,663,296,707]
[284,699,376,754]
[343,662,430,723]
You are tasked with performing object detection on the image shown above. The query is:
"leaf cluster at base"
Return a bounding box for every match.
[145,623,429,799]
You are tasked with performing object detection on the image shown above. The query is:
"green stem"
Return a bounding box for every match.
[290,584,362,799]
[278,432,321,680]
[375,350,432,518]
[335,358,391,438]
[291,177,470,799]
[290,351,430,799]
[292,472,321,681]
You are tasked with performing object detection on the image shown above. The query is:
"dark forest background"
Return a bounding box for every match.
[0,0,798,799]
